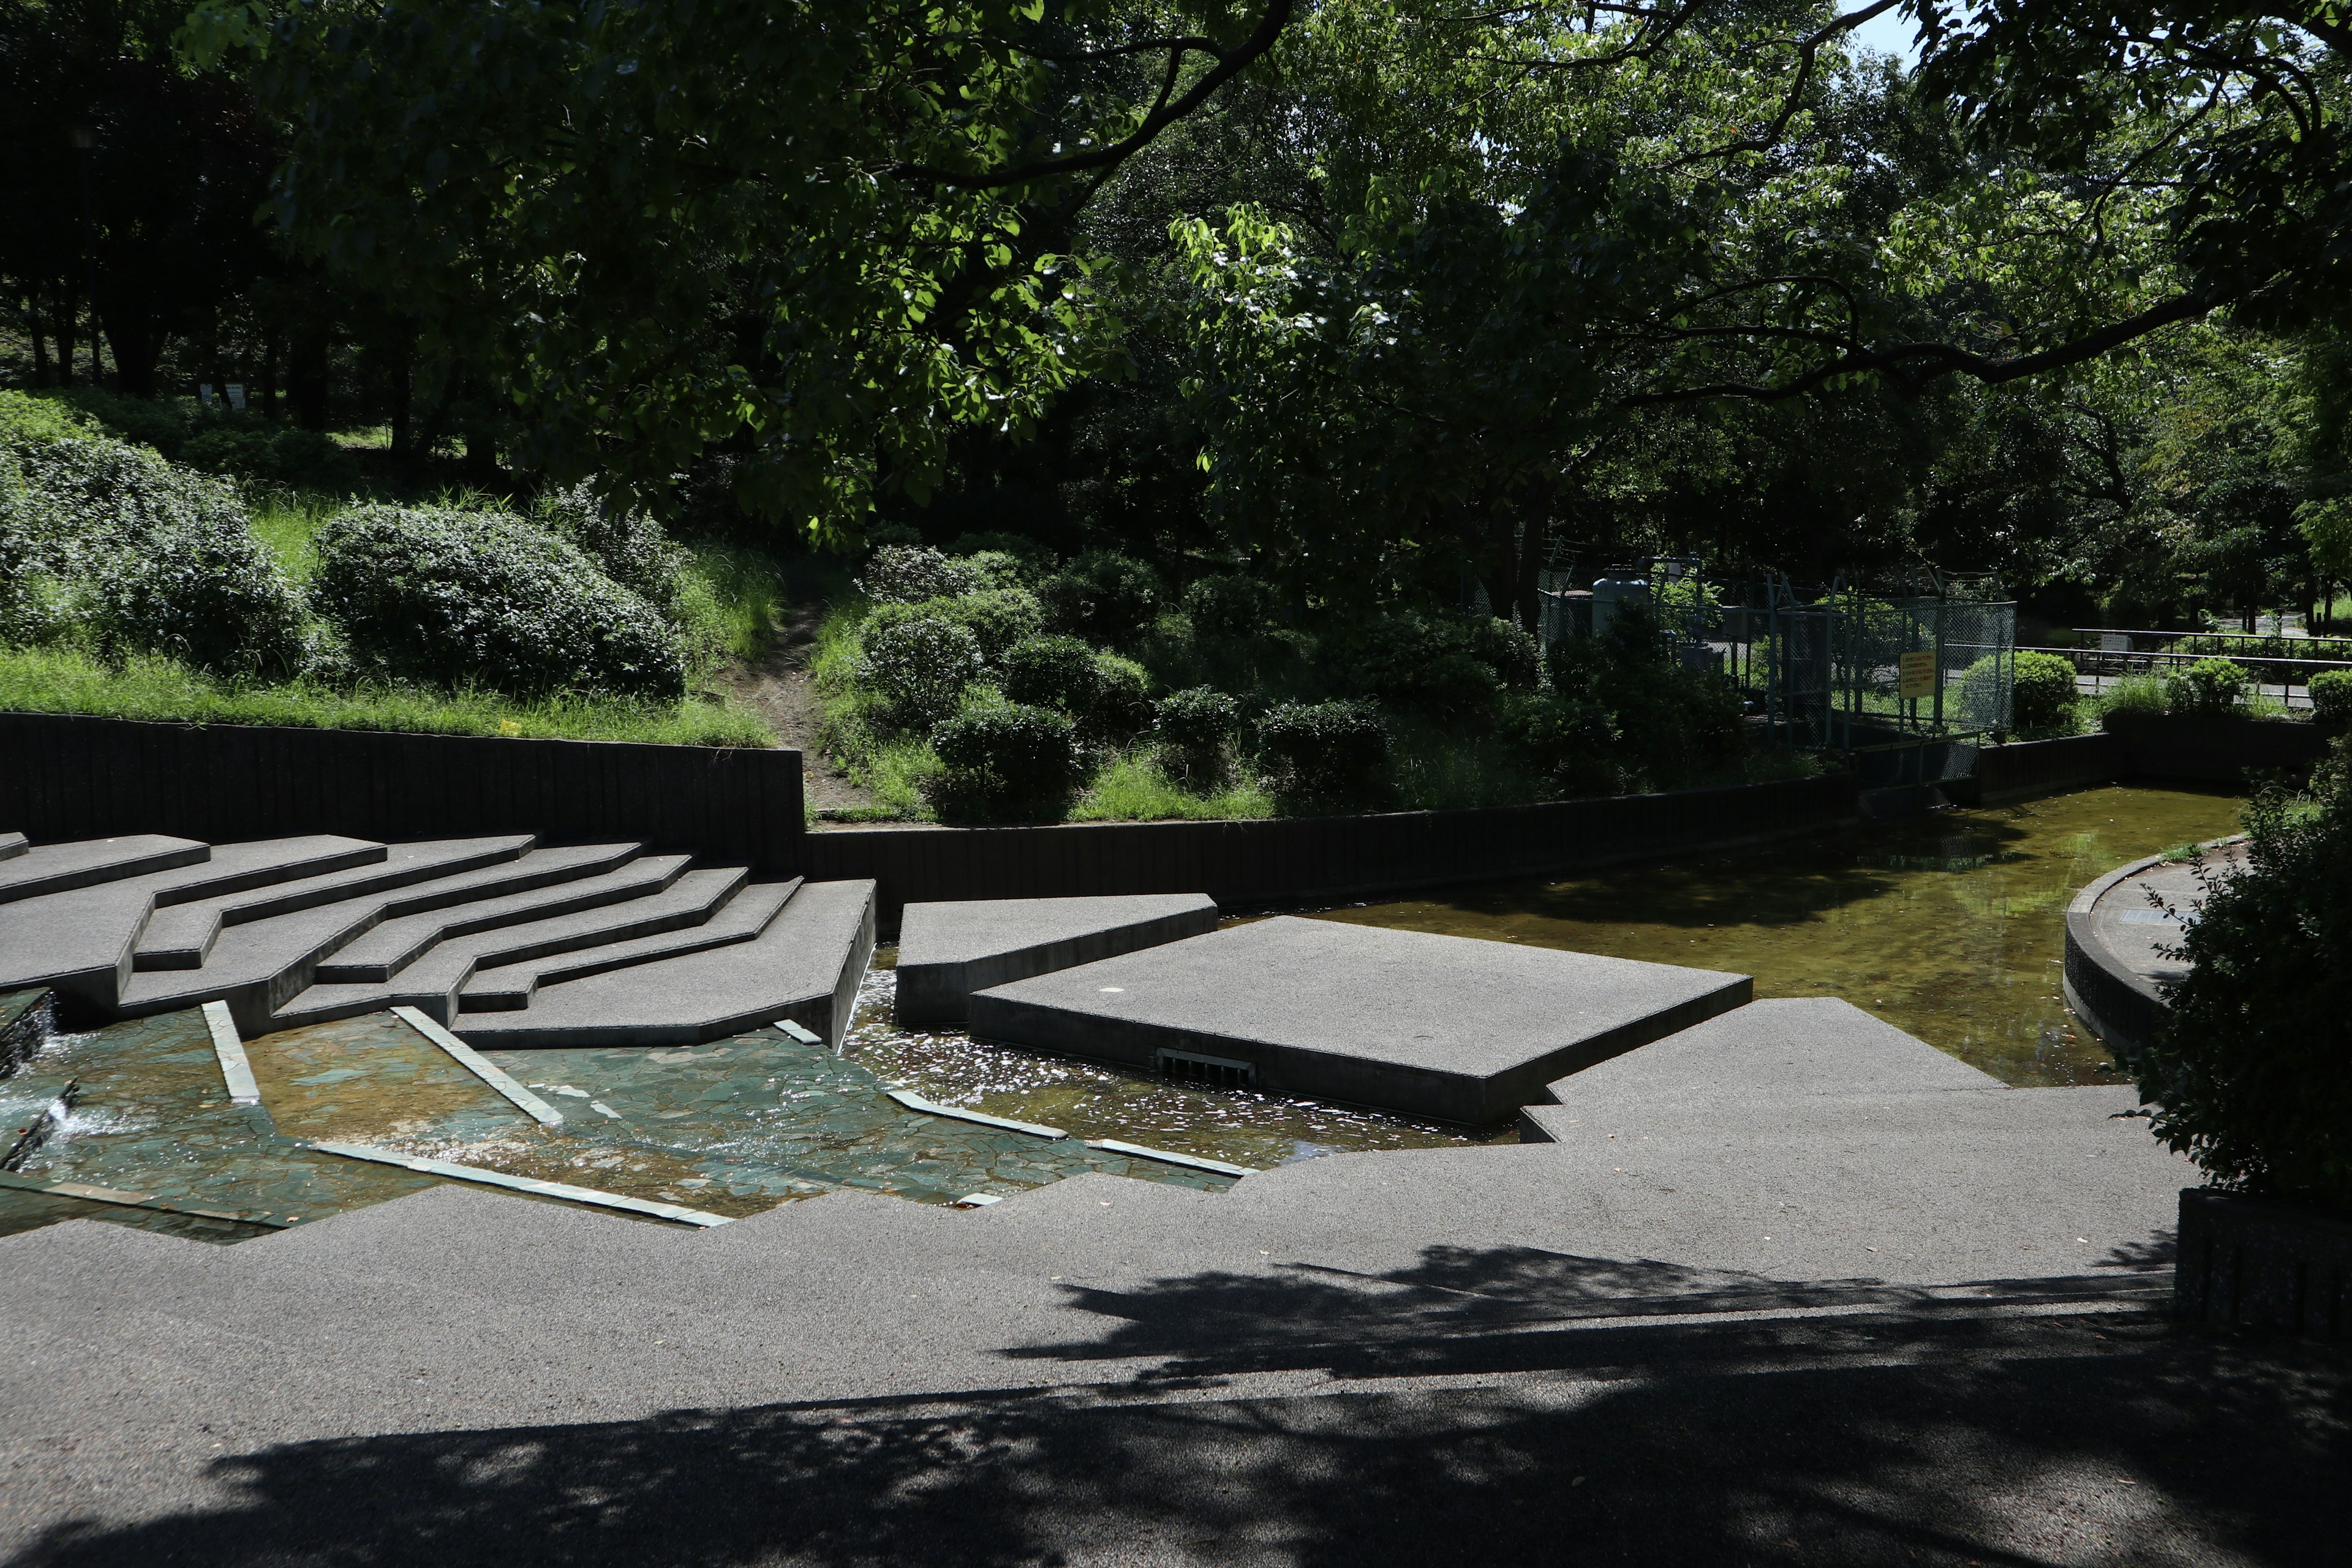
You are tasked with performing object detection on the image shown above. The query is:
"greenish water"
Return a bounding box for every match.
[854,784,2245,1160]
[1316,783,2246,1088]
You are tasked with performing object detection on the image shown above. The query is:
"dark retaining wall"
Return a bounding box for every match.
[1972,733,2125,804]
[0,712,807,870]
[805,771,1861,927]
[2103,711,2332,782]
[2176,1188,2352,1339]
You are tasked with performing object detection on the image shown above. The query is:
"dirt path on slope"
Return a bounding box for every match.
[710,601,877,815]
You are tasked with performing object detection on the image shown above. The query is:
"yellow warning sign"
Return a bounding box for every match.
[1898,650,1937,700]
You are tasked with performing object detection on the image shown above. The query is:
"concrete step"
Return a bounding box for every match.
[0,837,385,1007]
[0,831,27,861]
[271,857,728,1029]
[132,835,537,971]
[458,876,804,1011]
[313,846,666,982]
[452,877,876,1050]
[0,835,211,905]
[116,837,539,1033]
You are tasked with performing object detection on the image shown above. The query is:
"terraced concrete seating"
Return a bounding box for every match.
[0,830,874,1050]
[0,830,25,860]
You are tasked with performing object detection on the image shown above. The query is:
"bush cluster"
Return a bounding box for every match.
[181,426,361,492]
[1039,551,1161,644]
[1544,606,1742,788]
[1257,699,1387,799]
[925,703,1087,821]
[858,614,983,728]
[2310,668,2352,726]
[0,423,307,673]
[998,635,1153,741]
[1155,687,1239,780]
[2166,657,2250,715]
[2140,742,2352,1212]
[858,545,978,605]
[1182,575,1282,642]
[541,483,689,614]
[1349,611,1534,711]
[2008,649,2081,733]
[312,504,686,699]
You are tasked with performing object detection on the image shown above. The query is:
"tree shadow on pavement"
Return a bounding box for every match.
[10,1246,2344,1568]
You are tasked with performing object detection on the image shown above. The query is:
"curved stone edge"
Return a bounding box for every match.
[2060,835,2245,1060]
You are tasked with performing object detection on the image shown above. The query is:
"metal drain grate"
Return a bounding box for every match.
[1156,1048,1257,1089]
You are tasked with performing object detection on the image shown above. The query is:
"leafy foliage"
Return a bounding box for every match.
[2309,669,2352,727]
[1256,698,1387,801]
[540,483,690,614]
[0,420,304,671]
[311,505,686,699]
[926,702,1088,821]
[858,615,985,730]
[2139,752,2352,1210]
[186,0,1286,532]
[2166,656,2251,715]
[1039,551,1164,644]
[859,546,983,607]
[1154,685,1239,778]
[2009,649,2081,734]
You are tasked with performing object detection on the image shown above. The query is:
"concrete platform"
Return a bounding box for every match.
[967,916,1751,1123]
[896,893,1219,1023]
[0,834,209,904]
[0,836,385,1006]
[452,878,878,1050]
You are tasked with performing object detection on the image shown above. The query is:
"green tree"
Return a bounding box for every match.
[184,0,1291,537]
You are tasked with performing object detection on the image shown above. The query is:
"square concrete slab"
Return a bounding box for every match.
[966,916,1751,1123]
[896,893,1220,1024]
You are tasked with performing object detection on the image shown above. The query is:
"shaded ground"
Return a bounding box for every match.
[4,1298,2343,1568]
[711,599,876,814]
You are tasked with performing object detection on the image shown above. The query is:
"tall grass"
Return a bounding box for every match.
[0,646,775,747]
[1069,755,1275,822]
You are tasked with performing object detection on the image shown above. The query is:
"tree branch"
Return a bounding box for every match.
[897,0,1294,190]
[1624,288,2225,405]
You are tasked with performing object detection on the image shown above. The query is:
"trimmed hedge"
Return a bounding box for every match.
[926,703,1087,821]
[859,614,984,728]
[1257,699,1387,797]
[312,504,685,699]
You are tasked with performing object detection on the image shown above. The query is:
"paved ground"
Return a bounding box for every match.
[1,997,2343,1566]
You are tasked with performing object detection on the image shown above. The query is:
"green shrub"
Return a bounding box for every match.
[1544,612,1742,788]
[2167,657,2250,716]
[0,390,96,443]
[950,587,1045,662]
[2008,649,2079,733]
[1467,616,1542,690]
[312,504,685,699]
[39,387,190,456]
[2136,745,2352,1211]
[1039,551,1161,643]
[1000,634,1099,712]
[957,549,1033,591]
[1155,686,1238,778]
[1257,699,1387,799]
[90,508,308,677]
[948,531,1057,571]
[865,589,1044,666]
[181,426,360,492]
[1352,610,1502,711]
[541,483,688,613]
[2309,669,2352,726]
[1182,574,1282,642]
[1089,654,1155,742]
[0,427,302,670]
[858,544,976,605]
[925,703,1087,821]
[859,615,984,728]
[1497,692,1622,798]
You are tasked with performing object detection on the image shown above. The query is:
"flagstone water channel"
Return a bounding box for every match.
[0,782,2243,1244]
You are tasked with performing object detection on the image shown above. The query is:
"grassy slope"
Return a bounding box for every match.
[6,473,782,748]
